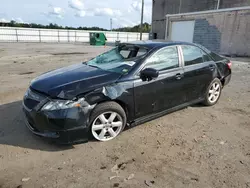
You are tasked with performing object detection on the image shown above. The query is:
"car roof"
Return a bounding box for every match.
[122,40,195,49]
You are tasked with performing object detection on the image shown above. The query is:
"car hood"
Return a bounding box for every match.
[30,63,122,99]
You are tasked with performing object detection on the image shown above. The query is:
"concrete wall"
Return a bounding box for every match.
[0,27,149,43]
[166,9,250,56]
[193,19,222,53]
[152,0,250,39]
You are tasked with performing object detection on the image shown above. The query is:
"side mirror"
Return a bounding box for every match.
[140,68,159,81]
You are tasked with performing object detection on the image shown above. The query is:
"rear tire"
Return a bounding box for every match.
[89,102,126,142]
[203,78,222,106]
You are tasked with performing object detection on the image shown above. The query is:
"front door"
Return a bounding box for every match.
[134,46,185,119]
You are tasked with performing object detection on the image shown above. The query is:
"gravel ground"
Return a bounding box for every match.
[0,43,250,188]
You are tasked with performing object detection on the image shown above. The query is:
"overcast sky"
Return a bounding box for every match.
[0,0,152,29]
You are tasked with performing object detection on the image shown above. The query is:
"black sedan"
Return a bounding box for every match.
[23,40,232,143]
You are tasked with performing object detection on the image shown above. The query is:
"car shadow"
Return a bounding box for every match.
[0,100,209,149]
[0,101,74,151]
[191,103,208,108]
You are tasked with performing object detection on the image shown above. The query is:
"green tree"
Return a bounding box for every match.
[0,20,150,32]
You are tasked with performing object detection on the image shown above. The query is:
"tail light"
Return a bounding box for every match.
[227,61,232,69]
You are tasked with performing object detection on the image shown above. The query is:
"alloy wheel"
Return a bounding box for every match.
[208,82,221,103]
[91,111,123,141]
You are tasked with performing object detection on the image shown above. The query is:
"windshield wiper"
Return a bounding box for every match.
[87,64,100,69]
[106,59,121,63]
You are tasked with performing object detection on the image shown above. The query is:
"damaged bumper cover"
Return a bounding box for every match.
[22,89,95,144]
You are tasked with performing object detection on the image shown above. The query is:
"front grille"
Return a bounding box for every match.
[23,88,47,110]
[24,98,40,109]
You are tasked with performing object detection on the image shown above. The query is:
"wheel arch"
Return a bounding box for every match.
[83,88,133,124]
[88,99,129,122]
[220,77,225,86]
[113,100,129,119]
[216,75,224,86]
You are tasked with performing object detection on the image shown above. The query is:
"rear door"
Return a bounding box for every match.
[180,45,216,102]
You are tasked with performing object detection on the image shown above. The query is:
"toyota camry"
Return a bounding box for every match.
[23,40,232,144]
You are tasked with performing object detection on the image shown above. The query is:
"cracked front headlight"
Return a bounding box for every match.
[42,98,85,111]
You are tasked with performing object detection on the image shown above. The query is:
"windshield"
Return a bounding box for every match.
[86,44,148,74]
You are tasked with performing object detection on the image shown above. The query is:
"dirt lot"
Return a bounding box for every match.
[0,43,250,188]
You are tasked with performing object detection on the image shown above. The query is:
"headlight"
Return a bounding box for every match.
[42,98,85,111]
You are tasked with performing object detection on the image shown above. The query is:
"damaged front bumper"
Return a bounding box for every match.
[22,89,95,144]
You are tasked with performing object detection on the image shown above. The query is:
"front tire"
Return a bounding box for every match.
[203,78,222,106]
[89,102,126,142]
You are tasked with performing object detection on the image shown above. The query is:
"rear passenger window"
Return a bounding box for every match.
[209,52,224,62]
[182,45,204,66]
[202,51,212,62]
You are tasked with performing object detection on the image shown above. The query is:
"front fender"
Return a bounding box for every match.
[83,82,135,122]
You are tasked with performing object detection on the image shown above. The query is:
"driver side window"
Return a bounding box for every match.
[145,46,179,71]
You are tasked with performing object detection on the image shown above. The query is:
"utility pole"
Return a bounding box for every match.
[140,0,144,40]
[216,0,220,9]
[110,18,113,31]
[179,0,182,13]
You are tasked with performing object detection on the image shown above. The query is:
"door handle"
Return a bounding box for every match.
[175,73,182,80]
[209,64,215,71]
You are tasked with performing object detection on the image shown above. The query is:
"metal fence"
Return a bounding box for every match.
[0,27,149,43]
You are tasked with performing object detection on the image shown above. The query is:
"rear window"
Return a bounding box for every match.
[209,52,225,62]
[195,44,225,62]
[119,45,148,59]
[201,50,212,62]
